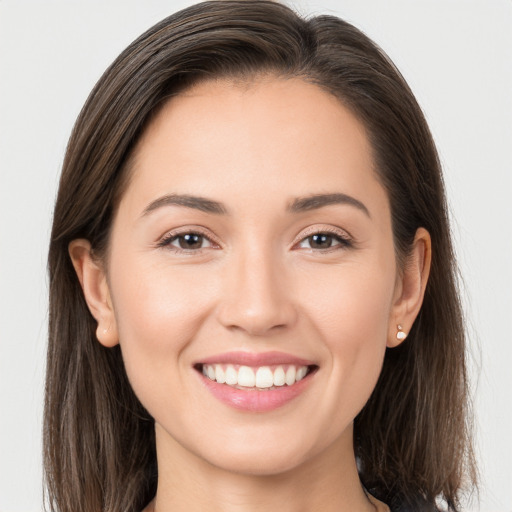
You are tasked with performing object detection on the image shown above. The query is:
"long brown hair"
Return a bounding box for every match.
[45,2,476,511]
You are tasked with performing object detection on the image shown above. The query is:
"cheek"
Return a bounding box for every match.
[298,257,395,345]
[108,256,215,407]
[111,249,214,335]
[296,257,396,417]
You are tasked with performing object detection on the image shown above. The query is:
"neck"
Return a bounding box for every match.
[146,423,376,512]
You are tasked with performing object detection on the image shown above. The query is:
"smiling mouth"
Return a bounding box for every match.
[195,363,318,391]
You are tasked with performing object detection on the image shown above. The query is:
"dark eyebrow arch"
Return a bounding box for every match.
[287,193,371,218]
[141,194,228,216]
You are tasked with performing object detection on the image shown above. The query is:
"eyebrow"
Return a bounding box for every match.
[141,192,370,218]
[141,194,228,216]
[287,193,370,217]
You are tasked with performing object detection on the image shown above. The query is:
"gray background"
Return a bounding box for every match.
[1,1,511,510]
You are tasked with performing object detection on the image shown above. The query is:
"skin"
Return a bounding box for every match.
[70,77,431,512]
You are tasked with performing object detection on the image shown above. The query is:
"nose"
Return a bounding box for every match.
[216,247,297,336]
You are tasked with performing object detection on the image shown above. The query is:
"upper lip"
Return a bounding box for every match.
[196,351,315,367]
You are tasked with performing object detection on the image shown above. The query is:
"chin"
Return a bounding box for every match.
[205,446,311,477]
[184,423,340,478]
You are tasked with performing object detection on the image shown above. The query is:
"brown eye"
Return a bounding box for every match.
[165,233,213,250]
[308,234,334,249]
[178,234,203,249]
[298,231,351,251]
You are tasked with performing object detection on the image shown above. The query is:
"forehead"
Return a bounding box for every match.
[120,77,385,216]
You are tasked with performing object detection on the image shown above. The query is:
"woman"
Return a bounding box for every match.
[44,1,476,511]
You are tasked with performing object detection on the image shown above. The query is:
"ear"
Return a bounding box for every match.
[68,239,119,347]
[387,228,432,348]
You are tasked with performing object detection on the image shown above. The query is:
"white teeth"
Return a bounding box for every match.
[225,365,238,385]
[202,363,311,389]
[296,366,307,381]
[255,366,274,388]
[237,366,255,387]
[273,366,285,386]
[215,365,226,384]
[285,366,296,386]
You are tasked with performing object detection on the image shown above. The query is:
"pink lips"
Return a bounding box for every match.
[195,351,317,412]
[198,351,314,367]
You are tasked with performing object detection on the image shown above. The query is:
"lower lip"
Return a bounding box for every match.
[198,371,315,412]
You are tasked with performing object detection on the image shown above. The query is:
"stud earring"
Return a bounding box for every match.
[396,324,407,341]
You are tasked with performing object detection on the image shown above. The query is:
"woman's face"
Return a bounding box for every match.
[101,78,405,474]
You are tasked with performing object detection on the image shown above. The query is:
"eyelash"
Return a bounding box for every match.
[156,227,353,254]
[294,227,353,252]
[156,228,219,253]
